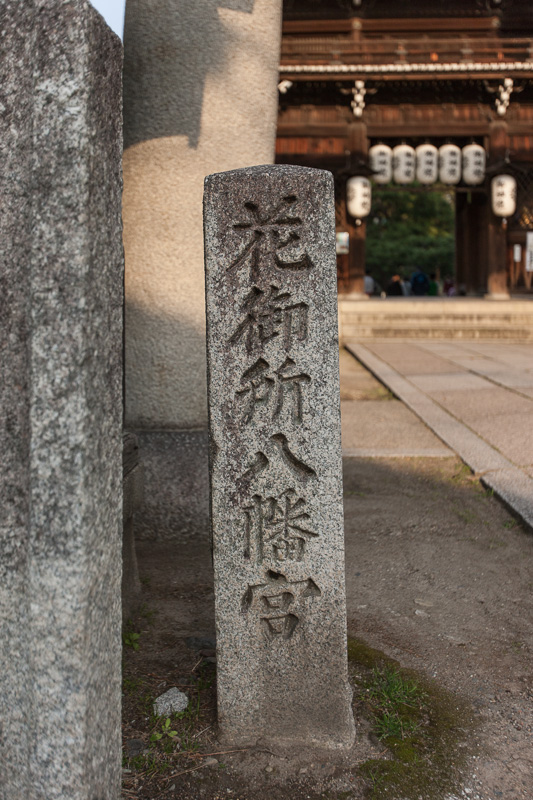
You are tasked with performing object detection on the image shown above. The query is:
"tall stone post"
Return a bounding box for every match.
[0,3,123,798]
[204,165,355,749]
[122,0,283,542]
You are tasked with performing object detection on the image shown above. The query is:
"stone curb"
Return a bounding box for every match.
[342,447,452,458]
[346,342,533,532]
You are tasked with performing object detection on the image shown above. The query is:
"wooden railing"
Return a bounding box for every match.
[281,37,533,65]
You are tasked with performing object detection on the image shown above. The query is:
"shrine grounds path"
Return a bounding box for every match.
[345,340,533,531]
[340,343,533,800]
[122,344,533,800]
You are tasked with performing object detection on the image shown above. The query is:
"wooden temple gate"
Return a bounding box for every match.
[276,0,533,296]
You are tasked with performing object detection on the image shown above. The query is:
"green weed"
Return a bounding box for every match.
[365,666,424,741]
[349,637,474,800]
[150,717,178,743]
[122,631,140,651]
[122,752,157,772]
[122,619,141,651]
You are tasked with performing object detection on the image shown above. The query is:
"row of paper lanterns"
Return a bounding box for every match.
[369,143,487,186]
[347,169,517,220]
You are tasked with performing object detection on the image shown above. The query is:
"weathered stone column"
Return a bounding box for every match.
[122,0,283,543]
[204,165,355,749]
[0,3,123,798]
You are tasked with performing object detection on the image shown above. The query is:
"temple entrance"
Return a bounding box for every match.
[338,185,455,296]
[276,1,533,298]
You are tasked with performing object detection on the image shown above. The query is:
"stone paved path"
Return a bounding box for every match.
[346,341,533,530]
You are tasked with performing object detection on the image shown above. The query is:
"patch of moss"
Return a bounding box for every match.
[348,636,475,800]
[450,462,474,485]
[347,638,400,671]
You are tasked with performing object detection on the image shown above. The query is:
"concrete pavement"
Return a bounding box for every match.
[344,341,533,530]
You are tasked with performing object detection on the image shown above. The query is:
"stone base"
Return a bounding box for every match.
[133,430,209,542]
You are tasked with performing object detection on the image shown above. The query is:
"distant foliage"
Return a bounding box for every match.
[366,188,455,286]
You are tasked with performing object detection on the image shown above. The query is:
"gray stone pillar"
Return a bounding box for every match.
[204,165,355,749]
[122,0,282,541]
[0,3,123,798]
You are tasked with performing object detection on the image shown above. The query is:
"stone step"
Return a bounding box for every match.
[338,298,533,341]
[341,325,533,341]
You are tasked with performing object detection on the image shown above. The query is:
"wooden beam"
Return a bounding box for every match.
[283,19,354,35]
[279,70,533,82]
[282,17,500,35]
[360,17,500,34]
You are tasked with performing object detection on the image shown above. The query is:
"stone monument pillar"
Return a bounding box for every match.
[204,165,355,748]
[0,3,123,797]
[122,0,283,542]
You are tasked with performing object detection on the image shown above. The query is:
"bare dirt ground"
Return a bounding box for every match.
[122,351,533,800]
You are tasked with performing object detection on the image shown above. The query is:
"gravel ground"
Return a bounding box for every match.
[121,351,533,799]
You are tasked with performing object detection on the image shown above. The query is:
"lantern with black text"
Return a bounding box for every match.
[346,176,372,220]
[369,144,392,185]
[392,144,415,184]
[439,144,461,185]
[491,175,516,218]
[462,144,486,186]
[415,143,438,184]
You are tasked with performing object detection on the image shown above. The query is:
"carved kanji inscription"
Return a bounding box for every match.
[236,357,310,424]
[242,570,321,643]
[229,285,308,354]
[240,434,316,486]
[243,488,318,564]
[228,196,314,284]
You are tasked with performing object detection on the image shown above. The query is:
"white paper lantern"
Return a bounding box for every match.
[346,176,372,219]
[462,144,486,186]
[491,174,517,218]
[415,143,438,184]
[369,144,392,185]
[392,144,416,184]
[439,144,461,185]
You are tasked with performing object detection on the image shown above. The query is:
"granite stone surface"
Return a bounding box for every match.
[0,3,123,798]
[133,430,210,541]
[153,688,189,717]
[123,434,144,620]
[0,3,33,794]
[123,0,283,430]
[204,165,355,749]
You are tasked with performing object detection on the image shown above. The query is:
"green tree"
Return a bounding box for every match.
[365,188,455,288]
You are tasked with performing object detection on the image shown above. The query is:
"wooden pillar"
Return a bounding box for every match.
[457,191,489,294]
[346,218,366,295]
[455,191,468,291]
[486,121,510,298]
[343,121,368,296]
[487,216,509,296]
[470,193,488,294]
